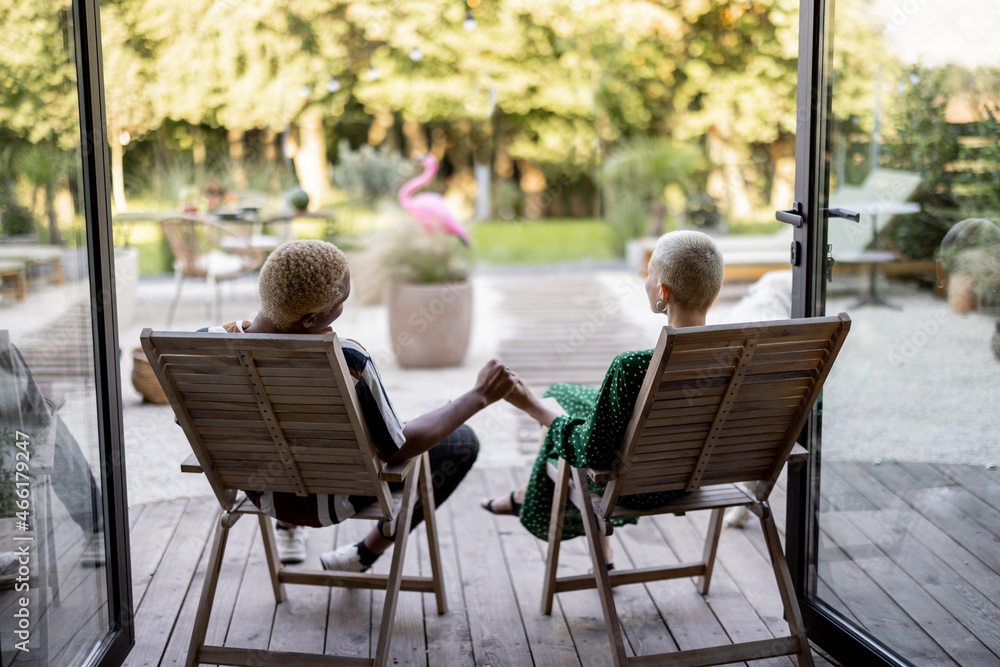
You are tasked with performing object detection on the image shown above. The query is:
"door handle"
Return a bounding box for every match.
[822,207,860,222]
[776,201,805,227]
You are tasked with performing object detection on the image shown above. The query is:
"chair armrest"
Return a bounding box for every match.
[181,453,203,474]
[378,460,413,483]
[788,443,809,464]
[586,468,617,484]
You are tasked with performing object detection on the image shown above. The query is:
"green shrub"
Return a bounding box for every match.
[331,140,414,206]
[0,203,35,236]
[601,137,705,255]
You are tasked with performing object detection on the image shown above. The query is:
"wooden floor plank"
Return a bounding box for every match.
[820,510,976,665]
[814,527,944,663]
[217,527,276,656]
[550,532,632,664]
[684,510,789,642]
[495,467,581,667]
[933,464,1000,514]
[369,520,427,665]
[324,519,374,661]
[128,498,191,612]
[420,495,476,666]
[856,462,1000,576]
[268,524,335,657]
[826,464,1000,662]
[156,509,257,666]
[123,499,217,667]
[645,513,796,667]
[612,520,714,659]
[896,462,1000,542]
[450,469,533,666]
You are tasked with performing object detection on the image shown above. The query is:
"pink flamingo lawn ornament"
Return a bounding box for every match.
[398,154,471,245]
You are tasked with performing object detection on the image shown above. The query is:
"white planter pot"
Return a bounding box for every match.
[386,281,473,368]
[114,246,139,328]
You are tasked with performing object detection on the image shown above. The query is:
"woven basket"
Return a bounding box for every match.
[131,347,169,404]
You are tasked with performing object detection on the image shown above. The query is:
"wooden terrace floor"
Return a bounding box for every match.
[121,464,840,667]
[116,459,1000,666]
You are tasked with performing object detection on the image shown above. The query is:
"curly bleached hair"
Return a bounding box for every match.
[258,240,350,330]
[648,230,724,312]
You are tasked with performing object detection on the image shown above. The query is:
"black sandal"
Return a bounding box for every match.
[481,491,522,516]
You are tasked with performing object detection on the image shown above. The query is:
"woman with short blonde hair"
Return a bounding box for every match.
[484,231,724,565]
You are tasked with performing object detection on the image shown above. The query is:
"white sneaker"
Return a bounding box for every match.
[320,542,369,573]
[81,533,106,567]
[275,524,308,564]
[723,506,752,528]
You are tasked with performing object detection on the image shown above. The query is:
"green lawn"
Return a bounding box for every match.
[470,219,617,265]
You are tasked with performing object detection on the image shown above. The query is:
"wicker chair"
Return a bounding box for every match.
[160,217,264,327]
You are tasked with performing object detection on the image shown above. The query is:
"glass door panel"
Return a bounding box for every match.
[807,0,1000,664]
[1,0,129,664]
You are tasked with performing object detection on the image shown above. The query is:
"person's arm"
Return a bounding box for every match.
[504,378,559,427]
[383,359,515,463]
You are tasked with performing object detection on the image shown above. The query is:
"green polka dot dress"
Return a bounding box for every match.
[519,350,683,541]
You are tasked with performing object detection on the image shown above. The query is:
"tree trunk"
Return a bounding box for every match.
[493,113,514,179]
[769,136,796,212]
[45,184,61,246]
[294,107,330,208]
[471,122,493,221]
[192,126,206,166]
[402,120,428,157]
[518,160,547,220]
[445,121,475,203]
[228,128,247,189]
[706,128,752,224]
[109,122,127,211]
[368,111,395,147]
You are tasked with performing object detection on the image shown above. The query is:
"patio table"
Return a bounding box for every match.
[0,245,64,287]
[112,211,181,246]
[0,259,27,301]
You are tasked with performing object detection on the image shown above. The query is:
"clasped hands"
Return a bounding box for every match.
[473,360,557,427]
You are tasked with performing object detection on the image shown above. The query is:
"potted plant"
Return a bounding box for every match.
[381,217,474,368]
[937,218,1000,313]
[937,218,1000,361]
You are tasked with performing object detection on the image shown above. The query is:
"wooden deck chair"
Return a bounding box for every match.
[140,329,447,667]
[540,314,851,667]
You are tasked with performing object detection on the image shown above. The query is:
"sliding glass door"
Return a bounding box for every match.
[0,0,132,665]
[788,1,1000,664]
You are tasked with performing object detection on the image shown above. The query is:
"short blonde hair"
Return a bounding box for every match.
[258,240,349,330]
[648,230,724,312]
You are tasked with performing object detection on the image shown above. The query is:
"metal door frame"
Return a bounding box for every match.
[74,0,134,663]
[785,2,911,664]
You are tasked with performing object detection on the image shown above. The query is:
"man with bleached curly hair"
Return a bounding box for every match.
[207,240,516,572]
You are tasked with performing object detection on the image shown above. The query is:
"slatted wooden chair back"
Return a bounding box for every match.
[140,329,396,518]
[600,314,851,518]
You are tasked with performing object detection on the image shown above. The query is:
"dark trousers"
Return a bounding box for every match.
[382,424,480,537]
[262,425,480,530]
[52,417,103,535]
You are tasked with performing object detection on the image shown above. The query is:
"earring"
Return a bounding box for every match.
[655,299,667,313]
